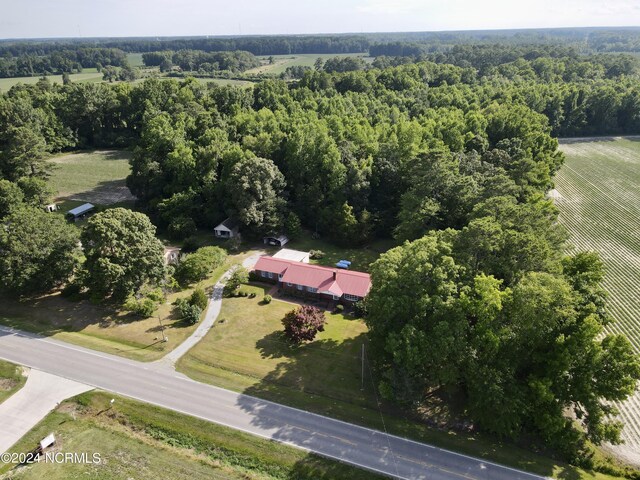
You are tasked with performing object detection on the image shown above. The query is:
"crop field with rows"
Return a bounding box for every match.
[555,137,640,454]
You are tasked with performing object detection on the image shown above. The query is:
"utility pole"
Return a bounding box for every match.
[158,315,168,343]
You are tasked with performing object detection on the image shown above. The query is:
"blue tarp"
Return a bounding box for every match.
[339,259,352,266]
[336,261,349,269]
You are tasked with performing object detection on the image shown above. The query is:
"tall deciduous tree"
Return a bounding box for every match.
[0,206,79,294]
[81,208,164,300]
[282,305,326,344]
[226,156,286,235]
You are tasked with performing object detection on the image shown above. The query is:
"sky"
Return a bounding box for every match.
[1,0,639,39]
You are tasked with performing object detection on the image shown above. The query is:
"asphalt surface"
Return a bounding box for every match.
[0,326,548,480]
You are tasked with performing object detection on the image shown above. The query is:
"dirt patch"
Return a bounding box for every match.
[0,378,18,391]
[68,182,135,205]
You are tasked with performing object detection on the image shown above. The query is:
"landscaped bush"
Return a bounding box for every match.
[334,304,344,313]
[263,294,272,304]
[189,287,208,310]
[175,246,227,286]
[179,302,203,325]
[309,249,325,259]
[282,305,326,344]
[123,296,156,317]
[223,266,248,297]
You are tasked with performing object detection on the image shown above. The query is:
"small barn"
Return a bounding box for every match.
[66,203,95,222]
[44,203,58,213]
[214,218,240,239]
[263,235,289,247]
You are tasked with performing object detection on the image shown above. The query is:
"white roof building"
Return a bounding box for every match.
[272,248,310,264]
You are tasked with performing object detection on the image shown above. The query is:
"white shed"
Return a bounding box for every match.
[214,218,240,239]
[272,248,310,263]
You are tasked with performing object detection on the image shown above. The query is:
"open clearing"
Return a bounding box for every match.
[0,70,103,92]
[556,137,640,456]
[246,53,372,75]
[0,391,379,480]
[49,150,134,205]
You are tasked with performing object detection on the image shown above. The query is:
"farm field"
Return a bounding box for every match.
[49,150,134,205]
[555,137,640,457]
[0,70,103,92]
[0,391,379,480]
[246,52,371,75]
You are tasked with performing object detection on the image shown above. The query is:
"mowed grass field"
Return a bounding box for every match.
[0,391,380,480]
[0,70,103,92]
[556,137,640,453]
[246,53,372,75]
[49,150,134,205]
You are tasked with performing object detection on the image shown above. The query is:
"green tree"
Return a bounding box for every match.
[81,208,164,300]
[0,206,79,294]
[224,266,248,296]
[226,156,286,235]
[0,179,24,219]
[175,246,227,286]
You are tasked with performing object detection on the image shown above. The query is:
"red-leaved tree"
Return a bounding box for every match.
[282,305,326,344]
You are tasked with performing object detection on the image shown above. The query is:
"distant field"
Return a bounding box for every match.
[246,52,371,75]
[555,137,640,456]
[49,150,133,205]
[126,52,145,67]
[0,70,103,92]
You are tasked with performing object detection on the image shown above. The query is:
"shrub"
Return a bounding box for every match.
[179,302,202,325]
[354,299,368,317]
[282,305,326,344]
[309,249,325,259]
[263,294,272,304]
[123,296,156,317]
[223,266,249,297]
[334,304,344,313]
[61,282,82,298]
[189,287,208,310]
[182,236,199,253]
[146,287,165,303]
[176,246,227,286]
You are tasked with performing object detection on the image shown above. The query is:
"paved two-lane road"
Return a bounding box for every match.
[0,326,547,480]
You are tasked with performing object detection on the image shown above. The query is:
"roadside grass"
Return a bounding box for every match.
[0,360,26,404]
[177,283,629,480]
[0,391,382,480]
[246,53,372,76]
[0,71,103,92]
[49,149,133,204]
[284,233,395,272]
[0,254,244,362]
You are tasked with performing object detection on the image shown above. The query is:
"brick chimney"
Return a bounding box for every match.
[333,270,337,280]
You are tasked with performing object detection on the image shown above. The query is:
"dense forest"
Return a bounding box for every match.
[1,43,640,468]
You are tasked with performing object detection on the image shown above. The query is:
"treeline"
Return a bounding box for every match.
[0,47,127,78]
[142,50,260,73]
[0,35,369,56]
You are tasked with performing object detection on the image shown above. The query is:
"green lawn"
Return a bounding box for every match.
[176,282,626,479]
[0,71,104,92]
[0,360,25,404]
[0,391,381,480]
[126,52,145,67]
[49,150,133,205]
[0,254,245,362]
[246,53,372,76]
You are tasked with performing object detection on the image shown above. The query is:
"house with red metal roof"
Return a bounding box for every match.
[252,256,371,304]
